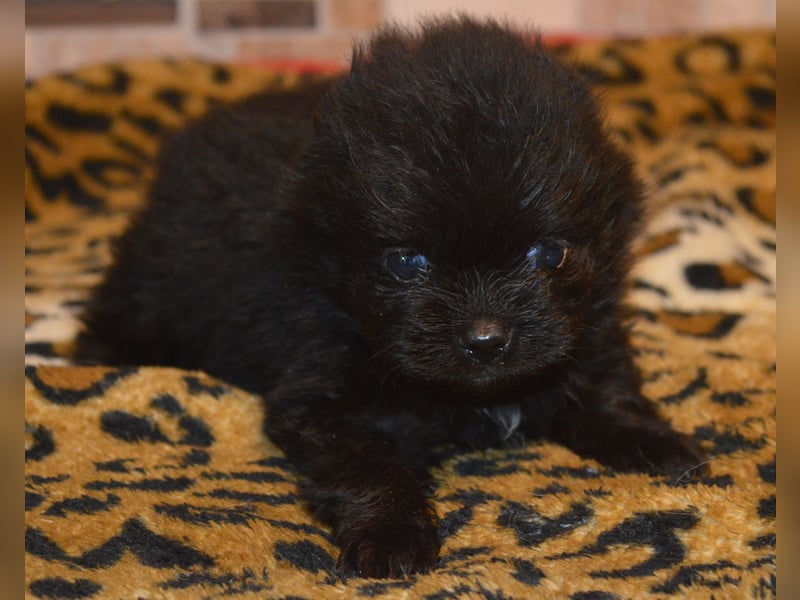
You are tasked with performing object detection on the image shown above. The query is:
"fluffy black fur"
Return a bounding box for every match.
[78,17,707,578]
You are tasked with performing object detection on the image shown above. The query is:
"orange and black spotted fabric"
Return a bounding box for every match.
[25,31,775,599]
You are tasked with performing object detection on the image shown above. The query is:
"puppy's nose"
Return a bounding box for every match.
[460,320,511,364]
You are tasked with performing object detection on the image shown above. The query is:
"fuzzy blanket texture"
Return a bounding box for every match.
[25,31,775,599]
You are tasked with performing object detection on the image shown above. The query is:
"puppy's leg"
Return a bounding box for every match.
[265,402,440,578]
[547,395,708,479]
[538,353,707,478]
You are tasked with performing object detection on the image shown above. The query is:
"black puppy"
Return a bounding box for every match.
[78,17,706,578]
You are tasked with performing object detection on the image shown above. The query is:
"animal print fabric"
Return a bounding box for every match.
[25,32,775,599]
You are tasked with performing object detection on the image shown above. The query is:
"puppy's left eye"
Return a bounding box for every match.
[385,249,429,281]
[526,242,567,270]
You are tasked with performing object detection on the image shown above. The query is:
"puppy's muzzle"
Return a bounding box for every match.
[459,319,512,364]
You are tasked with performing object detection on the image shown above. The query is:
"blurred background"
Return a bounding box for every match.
[26,0,776,79]
[16,1,789,597]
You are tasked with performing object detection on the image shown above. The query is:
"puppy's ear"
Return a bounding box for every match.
[349,44,372,76]
[349,27,420,77]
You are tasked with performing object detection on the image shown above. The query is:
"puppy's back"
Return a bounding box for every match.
[76,79,334,371]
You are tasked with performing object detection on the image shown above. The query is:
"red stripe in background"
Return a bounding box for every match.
[239,35,598,74]
[238,59,346,74]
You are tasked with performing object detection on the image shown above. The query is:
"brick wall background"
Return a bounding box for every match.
[25,0,775,79]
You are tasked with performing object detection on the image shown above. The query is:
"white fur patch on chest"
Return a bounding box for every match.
[481,404,522,442]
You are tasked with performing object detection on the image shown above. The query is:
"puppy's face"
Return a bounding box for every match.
[302,23,643,396]
[343,152,639,396]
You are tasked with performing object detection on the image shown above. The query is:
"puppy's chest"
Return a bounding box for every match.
[367,386,527,451]
[480,404,525,447]
[436,402,526,450]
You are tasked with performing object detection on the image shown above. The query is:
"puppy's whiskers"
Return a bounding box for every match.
[379,362,405,392]
[365,343,399,366]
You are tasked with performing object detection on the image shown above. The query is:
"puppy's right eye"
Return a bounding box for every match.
[526,242,567,270]
[384,249,429,282]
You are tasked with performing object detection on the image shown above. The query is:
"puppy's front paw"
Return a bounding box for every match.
[605,429,709,479]
[645,433,709,480]
[335,514,440,578]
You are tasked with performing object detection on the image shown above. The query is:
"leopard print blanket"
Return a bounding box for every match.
[25,31,775,599]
